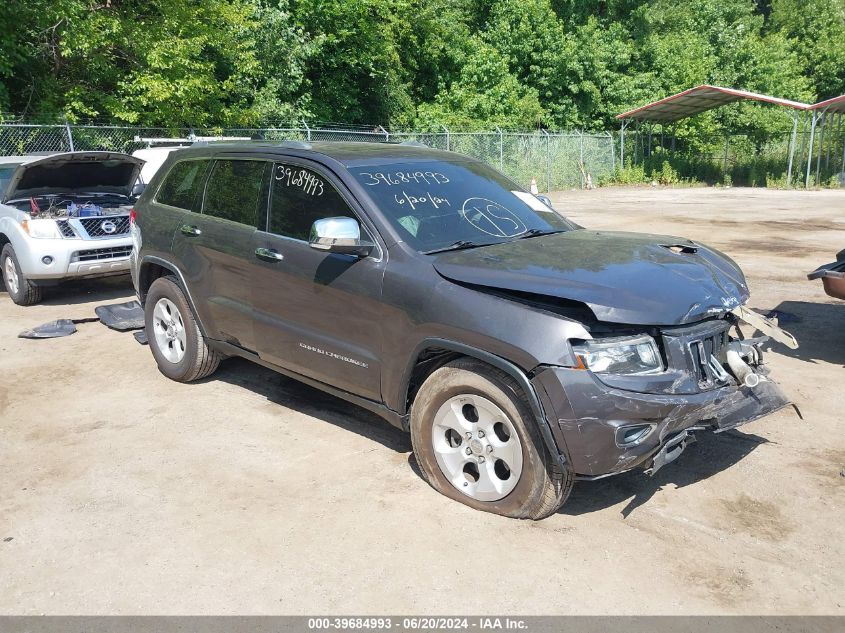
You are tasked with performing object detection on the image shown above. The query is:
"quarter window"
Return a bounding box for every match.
[156,160,209,211]
[269,164,355,240]
[203,160,268,226]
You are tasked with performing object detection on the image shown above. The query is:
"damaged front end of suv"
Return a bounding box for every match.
[432,229,797,479]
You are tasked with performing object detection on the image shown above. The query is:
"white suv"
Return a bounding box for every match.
[0,151,143,305]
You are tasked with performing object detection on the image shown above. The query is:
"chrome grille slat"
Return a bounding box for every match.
[71,246,133,262]
[56,220,76,238]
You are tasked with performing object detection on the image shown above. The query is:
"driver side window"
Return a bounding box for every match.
[268,163,355,240]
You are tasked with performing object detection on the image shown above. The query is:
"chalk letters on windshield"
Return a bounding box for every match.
[359,171,450,187]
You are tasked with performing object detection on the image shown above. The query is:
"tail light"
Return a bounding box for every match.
[129,208,137,225]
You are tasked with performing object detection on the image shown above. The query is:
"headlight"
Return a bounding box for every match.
[572,335,663,375]
[21,219,62,239]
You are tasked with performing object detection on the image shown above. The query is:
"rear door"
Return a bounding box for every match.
[250,160,385,401]
[170,157,270,351]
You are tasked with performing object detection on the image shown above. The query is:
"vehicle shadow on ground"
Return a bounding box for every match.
[0,274,134,307]
[765,300,845,367]
[561,429,769,518]
[211,357,412,454]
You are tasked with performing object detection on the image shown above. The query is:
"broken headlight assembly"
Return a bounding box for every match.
[572,335,663,375]
[21,218,61,239]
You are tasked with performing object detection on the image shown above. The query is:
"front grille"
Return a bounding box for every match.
[78,215,130,238]
[56,220,76,238]
[687,327,730,386]
[72,246,133,262]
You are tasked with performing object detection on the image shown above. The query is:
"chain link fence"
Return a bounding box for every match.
[0,123,615,191]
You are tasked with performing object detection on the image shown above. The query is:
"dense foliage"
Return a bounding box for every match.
[0,0,842,135]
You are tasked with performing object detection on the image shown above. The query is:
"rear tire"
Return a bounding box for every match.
[145,275,221,382]
[410,357,573,519]
[2,244,43,305]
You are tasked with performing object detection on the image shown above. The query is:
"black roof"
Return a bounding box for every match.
[167,141,464,167]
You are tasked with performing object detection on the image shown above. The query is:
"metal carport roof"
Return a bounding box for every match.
[810,94,845,114]
[616,85,810,122]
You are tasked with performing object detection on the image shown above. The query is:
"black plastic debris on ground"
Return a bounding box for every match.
[18,317,99,339]
[95,300,145,331]
[133,329,148,345]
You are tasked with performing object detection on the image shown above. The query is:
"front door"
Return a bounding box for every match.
[170,158,269,351]
[250,161,385,401]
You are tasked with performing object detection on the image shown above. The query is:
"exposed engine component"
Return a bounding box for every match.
[16,195,131,220]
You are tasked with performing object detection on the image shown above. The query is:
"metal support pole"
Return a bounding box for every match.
[620,120,627,169]
[579,130,585,189]
[542,129,551,193]
[64,118,74,152]
[609,131,616,173]
[442,125,450,152]
[496,126,503,171]
[805,112,817,188]
[786,112,798,187]
[816,112,826,184]
[303,120,311,142]
[671,124,676,152]
[723,135,729,178]
[839,114,845,173]
[377,125,389,142]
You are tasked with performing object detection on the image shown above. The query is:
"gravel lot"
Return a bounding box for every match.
[1,187,843,615]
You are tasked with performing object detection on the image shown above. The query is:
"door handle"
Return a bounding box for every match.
[255,247,284,262]
[180,224,202,236]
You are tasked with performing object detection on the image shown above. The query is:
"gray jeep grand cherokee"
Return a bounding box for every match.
[130,141,794,519]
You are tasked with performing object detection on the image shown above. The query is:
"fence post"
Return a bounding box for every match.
[64,118,75,152]
[805,112,817,188]
[495,126,503,171]
[579,130,585,189]
[378,125,389,142]
[442,125,450,152]
[608,131,615,174]
[303,120,311,142]
[786,112,798,188]
[542,129,551,193]
[723,135,729,179]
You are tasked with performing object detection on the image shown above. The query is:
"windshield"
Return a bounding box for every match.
[349,160,573,253]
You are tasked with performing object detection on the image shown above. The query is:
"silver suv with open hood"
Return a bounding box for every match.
[0,151,143,305]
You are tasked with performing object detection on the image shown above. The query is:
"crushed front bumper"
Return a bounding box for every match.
[532,366,790,477]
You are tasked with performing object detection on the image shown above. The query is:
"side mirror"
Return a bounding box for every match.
[309,217,374,257]
[132,180,146,198]
[535,194,553,209]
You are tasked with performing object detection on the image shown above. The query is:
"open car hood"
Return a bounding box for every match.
[3,152,144,201]
[432,230,750,326]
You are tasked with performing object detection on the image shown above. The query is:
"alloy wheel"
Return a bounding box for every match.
[431,394,523,501]
[152,297,187,363]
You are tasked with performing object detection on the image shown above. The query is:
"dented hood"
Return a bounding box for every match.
[3,152,144,201]
[433,230,749,325]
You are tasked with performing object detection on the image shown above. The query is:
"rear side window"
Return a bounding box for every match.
[203,160,268,227]
[268,163,354,240]
[156,160,209,210]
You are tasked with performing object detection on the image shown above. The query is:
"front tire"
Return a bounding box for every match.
[410,358,573,519]
[144,275,221,382]
[2,244,43,305]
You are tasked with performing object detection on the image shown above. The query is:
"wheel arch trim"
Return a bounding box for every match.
[401,337,567,468]
[138,255,208,338]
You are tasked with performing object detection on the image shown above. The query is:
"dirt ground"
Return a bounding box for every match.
[0,187,843,615]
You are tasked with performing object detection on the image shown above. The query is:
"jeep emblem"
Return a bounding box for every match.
[100,220,117,234]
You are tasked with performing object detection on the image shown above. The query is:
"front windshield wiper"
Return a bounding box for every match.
[516,228,563,240]
[424,240,491,255]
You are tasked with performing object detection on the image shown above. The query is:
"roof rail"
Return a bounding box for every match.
[277,140,313,150]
